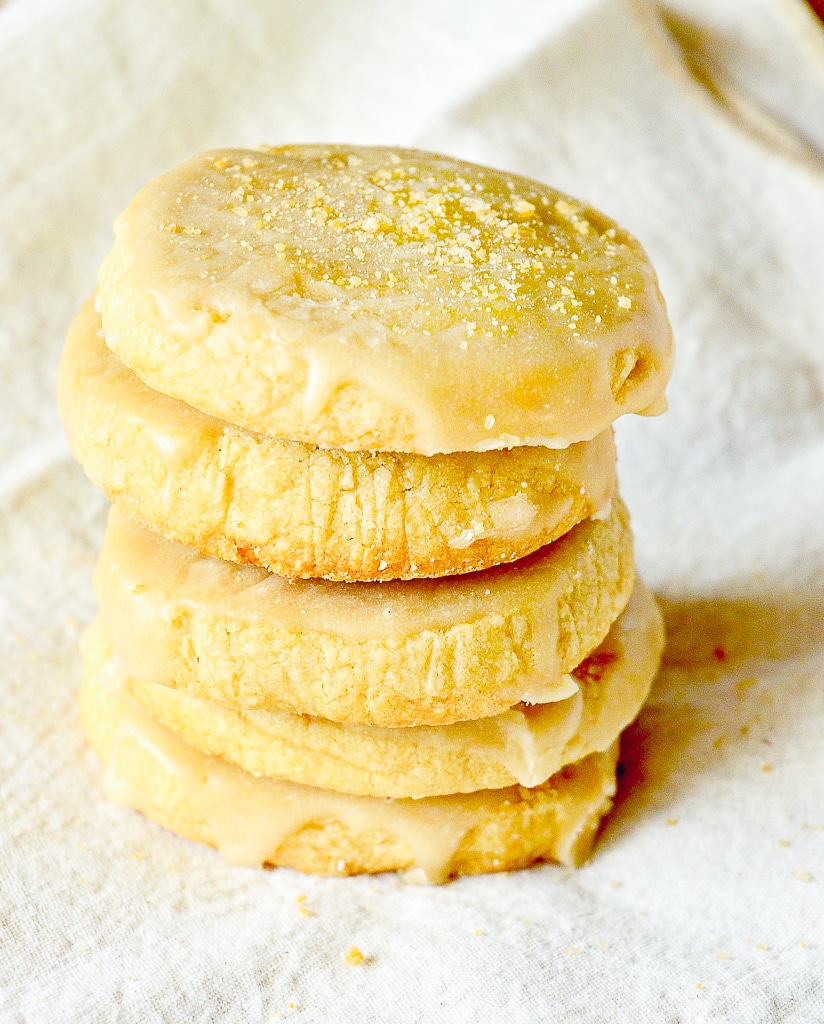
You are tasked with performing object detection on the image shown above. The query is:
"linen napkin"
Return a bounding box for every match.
[1,0,822,1020]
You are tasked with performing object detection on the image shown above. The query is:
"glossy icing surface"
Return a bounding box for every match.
[98,146,673,453]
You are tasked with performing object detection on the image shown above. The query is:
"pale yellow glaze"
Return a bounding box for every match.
[97,146,674,453]
[87,580,661,797]
[58,299,617,581]
[79,649,620,881]
[94,501,635,726]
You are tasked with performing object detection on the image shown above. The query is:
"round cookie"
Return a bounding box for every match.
[79,659,620,881]
[58,299,616,581]
[97,145,674,455]
[91,580,662,797]
[94,500,635,727]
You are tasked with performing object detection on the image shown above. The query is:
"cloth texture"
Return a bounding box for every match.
[1,0,823,1020]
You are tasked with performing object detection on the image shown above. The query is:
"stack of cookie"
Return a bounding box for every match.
[58,146,673,882]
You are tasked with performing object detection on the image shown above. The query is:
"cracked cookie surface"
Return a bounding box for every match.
[59,300,616,581]
[86,580,660,797]
[79,658,620,882]
[94,499,635,726]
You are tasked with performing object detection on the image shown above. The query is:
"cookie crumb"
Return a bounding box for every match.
[735,677,756,699]
[296,894,314,916]
[346,946,365,966]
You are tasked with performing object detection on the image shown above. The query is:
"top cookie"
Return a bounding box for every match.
[97,145,674,455]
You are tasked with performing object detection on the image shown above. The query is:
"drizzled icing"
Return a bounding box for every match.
[58,314,222,515]
[88,675,619,882]
[56,299,619,581]
[93,579,659,802]
[92,579,661,797]
[97,145,674,453]
[93,500,634,723]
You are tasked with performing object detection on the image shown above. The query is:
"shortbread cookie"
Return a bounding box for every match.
[97,145,674,454]
[88,580,661,797]
[58,300,616,581]
[79,661,620,881]
[95,500,635,727]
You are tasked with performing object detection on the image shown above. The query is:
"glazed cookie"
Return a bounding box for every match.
[94,500,635,727]
[97,145,674,454]
[88,580,661,798]
[79,660,620,881]
[58,300,616,581]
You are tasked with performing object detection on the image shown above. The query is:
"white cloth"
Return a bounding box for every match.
[2,0,823,1020]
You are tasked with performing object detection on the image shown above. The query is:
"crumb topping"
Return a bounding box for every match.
[105,144,673,454]
[148,145,646,343]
